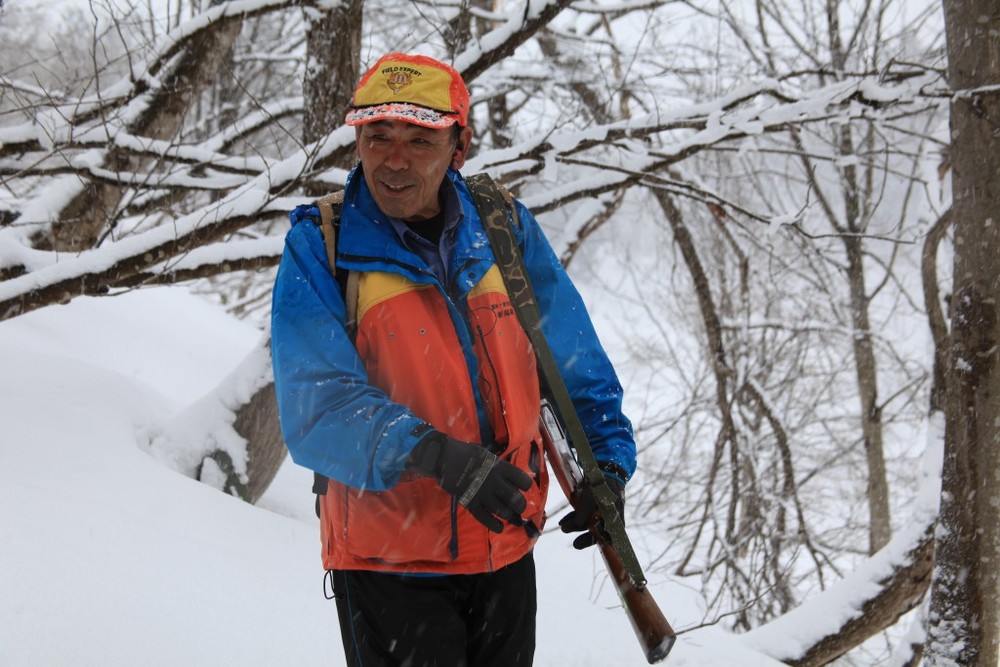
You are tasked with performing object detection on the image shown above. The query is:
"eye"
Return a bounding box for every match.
[363,131,388,143]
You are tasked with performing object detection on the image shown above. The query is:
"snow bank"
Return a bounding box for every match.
[0,286,783,666]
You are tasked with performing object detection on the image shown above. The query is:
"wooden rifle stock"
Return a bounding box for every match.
[539,401,676,663]
[595,531,677,662]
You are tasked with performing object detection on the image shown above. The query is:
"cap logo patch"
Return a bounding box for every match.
[383,66,421,94]
[386,72,411,94]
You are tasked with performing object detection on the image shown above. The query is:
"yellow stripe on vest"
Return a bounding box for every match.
[356,272,434,323]
[467,264,507,300]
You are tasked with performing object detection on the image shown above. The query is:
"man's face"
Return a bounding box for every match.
[355,120,472,222]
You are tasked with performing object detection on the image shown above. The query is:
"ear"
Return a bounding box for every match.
[450,126,474,170]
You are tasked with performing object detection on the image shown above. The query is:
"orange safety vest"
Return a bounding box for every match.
[318,264,549,574]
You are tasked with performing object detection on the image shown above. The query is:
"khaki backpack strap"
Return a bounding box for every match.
[315,191,358,336]
[344,271,360,334]
[317,193,340,268]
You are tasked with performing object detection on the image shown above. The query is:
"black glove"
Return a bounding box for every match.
[408,432,532,533]
[558,474,625,550]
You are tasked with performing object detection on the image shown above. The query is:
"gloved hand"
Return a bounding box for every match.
[408,432,532,533]
[558,474,625,550]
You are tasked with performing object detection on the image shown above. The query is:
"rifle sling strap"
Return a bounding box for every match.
[465,172,647,588]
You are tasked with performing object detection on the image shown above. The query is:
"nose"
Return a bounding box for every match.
[384,138,408,170]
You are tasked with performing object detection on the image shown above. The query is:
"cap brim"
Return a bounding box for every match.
[345,103,459,129]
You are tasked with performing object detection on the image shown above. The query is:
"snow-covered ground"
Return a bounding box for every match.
[0,286,807,666]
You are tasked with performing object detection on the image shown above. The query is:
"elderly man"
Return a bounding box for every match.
[271,52,636,667]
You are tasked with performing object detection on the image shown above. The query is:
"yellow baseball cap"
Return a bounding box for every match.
[345,53,470,129]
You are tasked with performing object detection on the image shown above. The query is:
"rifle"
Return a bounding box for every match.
[463,173,675,662]
[540,399,677,664]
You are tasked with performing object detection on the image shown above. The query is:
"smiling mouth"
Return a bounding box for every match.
[381,181,411,193]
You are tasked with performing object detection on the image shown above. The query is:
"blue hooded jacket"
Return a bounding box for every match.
[270,167,636,494]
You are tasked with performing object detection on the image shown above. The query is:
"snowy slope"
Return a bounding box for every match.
[0,286,784,666]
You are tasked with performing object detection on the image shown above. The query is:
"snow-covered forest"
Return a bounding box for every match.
[1,0,997,665]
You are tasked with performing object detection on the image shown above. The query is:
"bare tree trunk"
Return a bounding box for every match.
[830,104,892,554]
[921,209,953,413]
[302,0,362,148]
[926,0,1000,662]
[235,381,286,503]
[844,232,892,553]
[796,0,894,554]
[791,116,894,555]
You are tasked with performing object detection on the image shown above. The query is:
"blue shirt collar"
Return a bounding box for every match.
[386,176,465,283]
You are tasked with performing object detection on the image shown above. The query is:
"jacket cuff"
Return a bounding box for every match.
[598,460,629,486]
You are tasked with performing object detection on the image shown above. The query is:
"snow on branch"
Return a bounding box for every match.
[115,235,288,288]
[91,0,320,128]
[470,67,944,217]
[456,0,575,81]
[0,14,944,322]
[0,1,312,157]
[0,126,354,321]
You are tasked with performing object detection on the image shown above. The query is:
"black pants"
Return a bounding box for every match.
[331,553,536,667]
